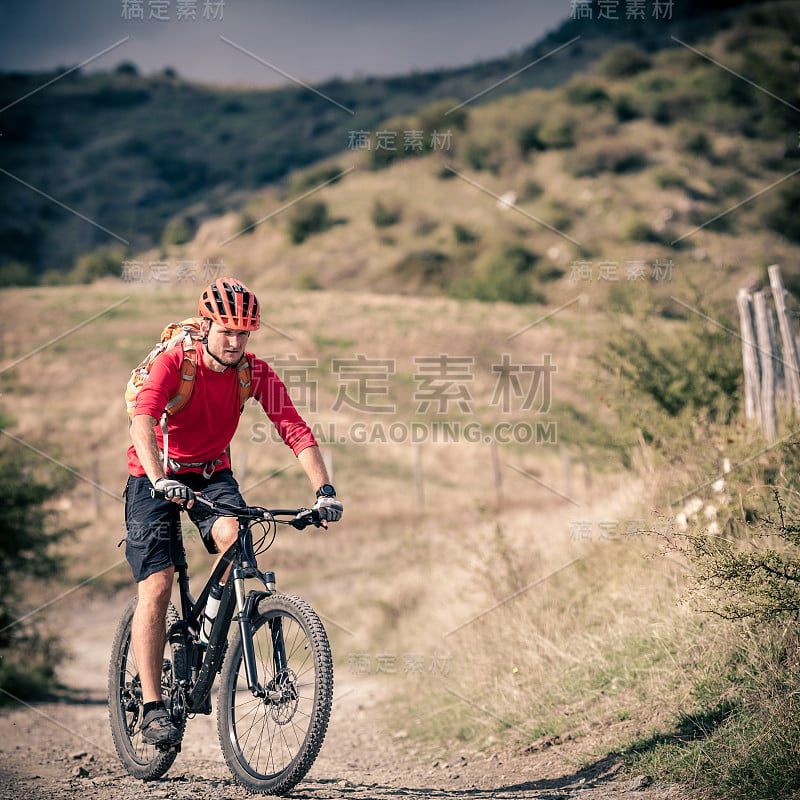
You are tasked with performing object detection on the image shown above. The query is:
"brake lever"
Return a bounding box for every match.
[291,508,323,530]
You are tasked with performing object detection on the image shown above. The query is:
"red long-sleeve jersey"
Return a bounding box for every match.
[127,345,317,476]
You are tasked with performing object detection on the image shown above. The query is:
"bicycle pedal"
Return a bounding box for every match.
[155,741,181,753]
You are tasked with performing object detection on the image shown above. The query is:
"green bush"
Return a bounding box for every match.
[519,179,544,202]
[762,181,800,244]
[600,44,652,78]
[393,250,452,292]
[568,139,648,178]
[564,80,610,106]
[536,112,576,149]
[371,199,401,228]
[464,140,500,172]
[161,216,194,247]
[683,130,713,158]
[597,302,741,449]
[368,100,467,172]
[653,168,686,189]
[71,246,126,283]
[517,123,545,156]
[291,163,347,194]
[612,93,643,122]
[622,216,661,243]
[287,200,330,244]
[0,421,76,700]
[458,243,542,304]
[453,223,480,244]
[416,98,468,135]
[296,271,321,291]
[0,261,36,287]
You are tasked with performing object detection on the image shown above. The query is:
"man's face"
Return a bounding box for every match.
[205,321,250,367]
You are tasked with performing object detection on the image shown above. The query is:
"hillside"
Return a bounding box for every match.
[0,0,780,284]
[4,2,800,797]
[114,0,798,315]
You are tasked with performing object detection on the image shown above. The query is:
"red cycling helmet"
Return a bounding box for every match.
[198,277,260,331]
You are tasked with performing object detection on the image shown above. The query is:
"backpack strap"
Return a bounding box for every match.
[160,348,198,475]
[236,356,253,410]
[164,351,198,415]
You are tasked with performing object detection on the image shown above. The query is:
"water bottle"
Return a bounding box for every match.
[199,582,224,645]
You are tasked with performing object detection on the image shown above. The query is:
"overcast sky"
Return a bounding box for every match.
[0,0,569,86]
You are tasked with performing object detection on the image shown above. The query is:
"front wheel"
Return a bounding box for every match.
[217,593,333,795]
[108,596,187,781]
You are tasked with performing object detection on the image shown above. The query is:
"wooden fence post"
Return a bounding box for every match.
[753,290,777,442]
[737,288,761,423]
[768,264,800,412]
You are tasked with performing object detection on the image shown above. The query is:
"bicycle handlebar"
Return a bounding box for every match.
[195,496,325,530]
[151,490,324,530]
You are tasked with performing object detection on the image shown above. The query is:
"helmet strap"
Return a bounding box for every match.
[201,332,244,371]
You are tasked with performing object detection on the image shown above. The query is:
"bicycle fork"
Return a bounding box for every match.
[233,567,288,701]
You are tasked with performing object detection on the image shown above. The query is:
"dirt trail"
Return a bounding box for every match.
[0,592,688,800]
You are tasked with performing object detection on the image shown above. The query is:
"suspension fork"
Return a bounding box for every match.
[234,568,286,698]
[234,569,269,697]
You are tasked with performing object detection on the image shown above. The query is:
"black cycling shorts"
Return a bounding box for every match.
[123,468,246,583]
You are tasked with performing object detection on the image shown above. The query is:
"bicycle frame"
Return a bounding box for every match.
[168,510,291,714]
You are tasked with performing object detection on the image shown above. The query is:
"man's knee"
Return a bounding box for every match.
[211,517,238,551]
[137,567,174,611]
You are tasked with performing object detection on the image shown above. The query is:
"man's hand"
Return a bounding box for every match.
[313,495,343,523]
[153,477,195,508]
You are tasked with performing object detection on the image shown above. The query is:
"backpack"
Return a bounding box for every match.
[125,317,253,419]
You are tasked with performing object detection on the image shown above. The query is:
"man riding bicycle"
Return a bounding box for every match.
[124,276,342,745]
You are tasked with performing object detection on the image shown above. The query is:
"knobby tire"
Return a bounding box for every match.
[217,593,334,795]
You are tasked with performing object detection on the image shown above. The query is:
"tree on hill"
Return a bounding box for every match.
[0,416,77,701]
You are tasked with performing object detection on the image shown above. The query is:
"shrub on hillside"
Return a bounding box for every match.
[457,243,543,304]
[463,137,504,173]
[517,123,545,157]
[567,139,648,178]
[762,181,800,244]
[564,80,610,106]
[368,100,468,172]
[612,93,644,122]
[453,223,479,245]
[393,249,451,292]
[681,129,714,159]
[161,216,194,247]
[653,167,686,190]
[597,300,741,452]
[0,421,76,701]
[71,246,126,283]
[371,199,401,228]
[287,200,330,244]
[536,111,576,149]
[291,163,347,194]
[0,261,36,287]
[621,216,661,243]
[600,44,652,78]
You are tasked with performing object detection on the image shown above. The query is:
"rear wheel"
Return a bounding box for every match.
[217,593,333,795]
[108,596,187,780]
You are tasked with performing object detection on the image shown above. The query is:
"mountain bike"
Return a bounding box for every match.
[108,496,334,795]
